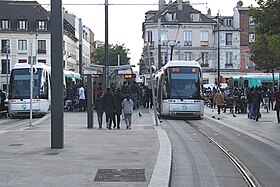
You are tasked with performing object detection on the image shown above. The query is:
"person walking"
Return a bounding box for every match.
[274,88,280,123]
[113,88,125,129]
[122,94,133,129]
[252,87,263,121]
[213,89,224,114]
[94,91,104,128]
[78,84,86,111]
[103,87,116,129]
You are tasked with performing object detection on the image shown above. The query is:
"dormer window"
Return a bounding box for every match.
[18,20,27,30]
[224,19,233,27]
[165,13,177,21]
[1,20,9,30]
[37,20,47,31]
[190,13,200,22]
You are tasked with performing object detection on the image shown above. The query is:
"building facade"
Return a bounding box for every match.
[0,1,93,91]
[140,0,255,85]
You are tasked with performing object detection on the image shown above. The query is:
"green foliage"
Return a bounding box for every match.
[249,0,280,73]
[93,43,131,66]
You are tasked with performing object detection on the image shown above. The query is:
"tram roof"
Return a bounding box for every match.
[162,61,201,69]
[13,63,51,71]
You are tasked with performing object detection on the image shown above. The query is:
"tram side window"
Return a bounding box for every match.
[40,70,48,99]
[162,72,169,99]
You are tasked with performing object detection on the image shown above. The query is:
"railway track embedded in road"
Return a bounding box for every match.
[186,120,262,187]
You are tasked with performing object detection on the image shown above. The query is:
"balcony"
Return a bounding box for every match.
[184,41,192,46]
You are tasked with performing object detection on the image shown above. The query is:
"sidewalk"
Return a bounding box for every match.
[0,107,171,187]
[204,106,280,149]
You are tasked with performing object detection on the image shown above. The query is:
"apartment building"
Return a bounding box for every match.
[0,1,93,91]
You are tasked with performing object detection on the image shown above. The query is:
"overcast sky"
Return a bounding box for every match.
[37,0,257,68]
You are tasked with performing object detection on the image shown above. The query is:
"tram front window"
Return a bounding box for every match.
[169,67,200,99]
[9,69,41,99]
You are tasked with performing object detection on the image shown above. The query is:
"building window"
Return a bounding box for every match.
[200,31,209,46]
[224,19,233,27]
[161,31,168,46]
[184,31,192,46]
[1,40,10,53]
[38,20,46,31]
[1,20,9,30]
[201,52,209,65]
[38,40,47,54]
[249,33,255,43]
[226,52,233,65]
[184,52,192,61]
[190,13,200,22]
[38,59,46,63]
[249,16,255,26]
[147,30,153,44]
[165,13,177,21]
[18,40,28,52]
[1,59,10,74]
[18,59,27,63]
[226,33,233,45]
[18,20,27,30]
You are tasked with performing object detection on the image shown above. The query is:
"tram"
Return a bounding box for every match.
[8,63,81,117]
[155,60,204,118]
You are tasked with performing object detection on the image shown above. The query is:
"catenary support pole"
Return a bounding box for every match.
[87,75,93,128]
[51,0,64,149]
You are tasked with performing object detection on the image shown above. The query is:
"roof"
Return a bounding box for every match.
[146,1,215,24]
[0,1,50,32]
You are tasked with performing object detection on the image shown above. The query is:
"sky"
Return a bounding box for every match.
[37,0,258,69]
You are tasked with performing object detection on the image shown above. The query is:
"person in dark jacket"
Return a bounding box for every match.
[252,87,263,121]
[94,91,104,128]
[103,87,116,129]
[274,88,280,123]
[113,88,125,129]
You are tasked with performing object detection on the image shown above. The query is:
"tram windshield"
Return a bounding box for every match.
[9,68,43,99]
[168,67,201,99]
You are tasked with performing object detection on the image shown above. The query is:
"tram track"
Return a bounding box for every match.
[185,120,262,187]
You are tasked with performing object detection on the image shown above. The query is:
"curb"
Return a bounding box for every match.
[148,109,172,187]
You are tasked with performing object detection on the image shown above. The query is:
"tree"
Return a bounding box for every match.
[93,43,131,66]
[250,0,280,86]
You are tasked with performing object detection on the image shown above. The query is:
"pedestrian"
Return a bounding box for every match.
[122,94,133,129]
[78,83,86,111]
[103,87,116,129]
[113,88,125,129]
[274,87,280,123]
[252,87,263,121]
[213,89,224,114]
[94,91,104,128]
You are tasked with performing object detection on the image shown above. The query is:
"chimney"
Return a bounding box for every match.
[159,0,166,10]
[178,0,183,11]
[207,8,211,16]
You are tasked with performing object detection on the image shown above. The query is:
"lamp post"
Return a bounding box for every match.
[5,43,9,99]
[216,14,221,87]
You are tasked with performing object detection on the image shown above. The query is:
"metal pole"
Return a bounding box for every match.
[87,75,93,128]
[51,0,64,149]
[29,40,33,126]
[158,17,161,69]
[217,15,221,87]
[147,43,158,126]
[118,54,120,66]
[178,42,181,60]
[5,44,9,99]
[79,18,83,82]
[105,0,109,88]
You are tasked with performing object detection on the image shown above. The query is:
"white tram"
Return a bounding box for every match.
[155,61,204,118]
[8,63,81,117]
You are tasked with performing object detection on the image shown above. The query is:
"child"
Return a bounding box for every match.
[122,94,133,129]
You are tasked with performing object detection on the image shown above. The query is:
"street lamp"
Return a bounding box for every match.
[5,43,9,99]
[168,23,181,61]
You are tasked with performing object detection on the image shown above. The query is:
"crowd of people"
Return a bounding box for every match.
[205,85,280,123]
[64,80,153,129]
